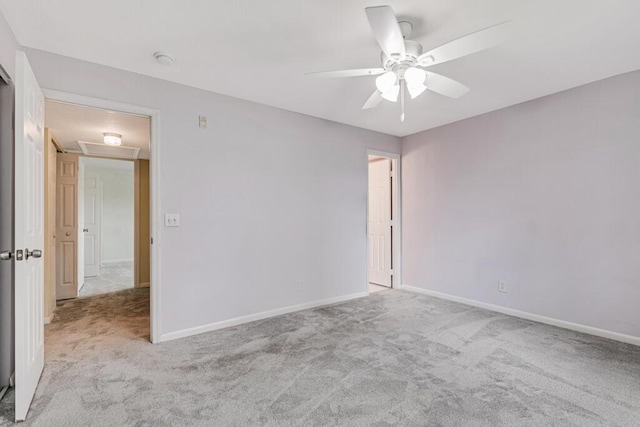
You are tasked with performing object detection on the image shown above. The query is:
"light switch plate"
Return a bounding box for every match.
[164,213,180,227]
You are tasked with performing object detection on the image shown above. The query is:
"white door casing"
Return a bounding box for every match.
[77,159,85,289]
[83,173,101,277]
[55,153,78,300]
[44,132,57,319]
[14,51,45,422]
[368,158,392,287]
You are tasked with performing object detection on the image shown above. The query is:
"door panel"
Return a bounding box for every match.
[368,158,392,287]
[14,51,45,423]
[61,242,75,284]
[83,174,101,277]
[56,153,78,300]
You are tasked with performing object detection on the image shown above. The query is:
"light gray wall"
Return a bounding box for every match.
[0,11,17,386]
[402,70,640,338]
[0,11,17,80]
[83,159,134,264]
[23,48,401,338]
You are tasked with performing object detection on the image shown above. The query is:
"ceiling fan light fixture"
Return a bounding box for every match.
[381,84,399,102]
[407,83,427,99]
[404,67,426,87]
[103,132,122,146]
[375,71,397,94]
[404,67,427,99]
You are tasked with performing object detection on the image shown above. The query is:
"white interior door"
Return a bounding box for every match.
[368,158,392,287]
[55,153,78,300]
[83,173,101,277]
[14,51,45,423]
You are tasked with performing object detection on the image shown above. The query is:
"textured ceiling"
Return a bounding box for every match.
[4,0,640,136]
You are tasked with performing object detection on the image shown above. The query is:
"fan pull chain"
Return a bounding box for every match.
[400,79,406,122]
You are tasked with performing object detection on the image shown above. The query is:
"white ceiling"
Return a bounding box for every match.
[45,100,151,159]
[4,1,640,137]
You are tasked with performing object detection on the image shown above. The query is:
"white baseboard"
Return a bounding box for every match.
[402,285,640,347]
[101,259,133,265]
[159,291,368,343]
[43,313,55,324]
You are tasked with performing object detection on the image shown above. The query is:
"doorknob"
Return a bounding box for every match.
[0,250,12,261]
[65,232,70,236]
[25,248,42,259]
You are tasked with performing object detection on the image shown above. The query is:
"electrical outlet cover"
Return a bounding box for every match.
[498,281,508,293]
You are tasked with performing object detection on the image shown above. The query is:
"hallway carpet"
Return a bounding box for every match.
[79,261,134,297]
[1,288,639,426]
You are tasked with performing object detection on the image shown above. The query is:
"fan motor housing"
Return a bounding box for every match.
[381,40,423,69]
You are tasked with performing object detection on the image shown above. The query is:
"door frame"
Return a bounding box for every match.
[43,128,61,322]
[42,89,162,343]
[366,149,402,293]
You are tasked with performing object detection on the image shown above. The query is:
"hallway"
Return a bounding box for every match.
[79,262,134,297]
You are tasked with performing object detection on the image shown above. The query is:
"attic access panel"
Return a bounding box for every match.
[77,140,140,160]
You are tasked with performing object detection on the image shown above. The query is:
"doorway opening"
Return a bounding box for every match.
[78,157,135,297]
[43,99,152,316]
[0,64,14,404]
[367,150,401,294]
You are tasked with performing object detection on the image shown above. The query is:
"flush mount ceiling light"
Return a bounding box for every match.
[153,51,175,66]
[103,132,122,146]
[307,5,512,122]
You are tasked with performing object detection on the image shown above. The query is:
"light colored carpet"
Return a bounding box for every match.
[1,288,639,426]
[369,283,390,293]
[78,262,133,297]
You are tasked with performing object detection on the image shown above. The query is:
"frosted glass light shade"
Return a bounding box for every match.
[381,84,399,102]
[103,132,122,146]
[407,83,427,99]
[404,67,426,86]
[375,71,397,93]
[404,67,427,99]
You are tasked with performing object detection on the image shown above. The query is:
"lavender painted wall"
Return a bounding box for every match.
[22,48,401,339]
[0,10,17,79]
[402,70,640,337]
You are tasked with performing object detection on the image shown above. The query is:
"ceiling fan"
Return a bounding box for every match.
[307,6,511,122]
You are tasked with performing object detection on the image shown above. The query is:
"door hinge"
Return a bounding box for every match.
[389,220,395,227]
[150,237,154,245]
[389,170,395,178]
[390,269,394,276]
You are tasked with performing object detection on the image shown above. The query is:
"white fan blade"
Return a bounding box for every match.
[306,68,385,78]
[425,72,470,98]
[365,6,406,61]
[417,22,512,67]
[362,90,383,110]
